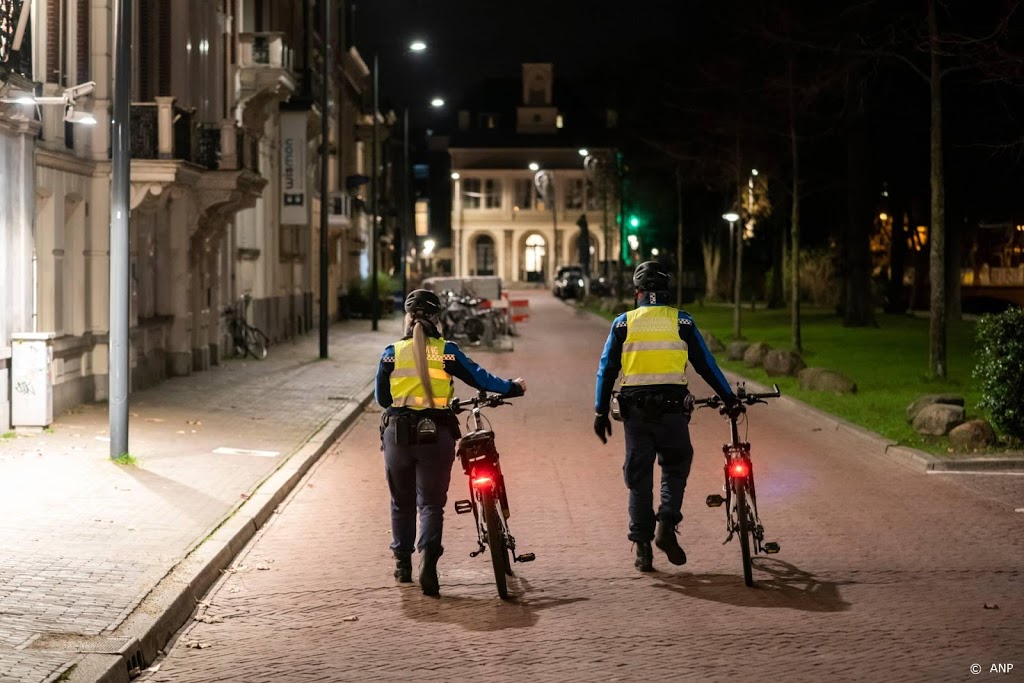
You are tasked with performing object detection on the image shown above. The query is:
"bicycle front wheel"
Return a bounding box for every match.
[245,326,269,360]
[736,483,754,587]
[481,488,509,599]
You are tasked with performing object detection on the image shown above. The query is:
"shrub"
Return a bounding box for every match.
[974,306,1024,442]
[342,273,397,319]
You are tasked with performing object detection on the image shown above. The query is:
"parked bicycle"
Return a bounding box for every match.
[222,294,269,360]
[451,391,535,599]
[694,383,782,587]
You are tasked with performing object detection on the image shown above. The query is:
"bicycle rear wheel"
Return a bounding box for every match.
[736,483,754,587]
[245,326,269,360]
[481,488,509,599]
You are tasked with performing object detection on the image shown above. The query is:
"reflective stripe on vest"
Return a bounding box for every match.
[390,337,453,409]
[620,306,688,386]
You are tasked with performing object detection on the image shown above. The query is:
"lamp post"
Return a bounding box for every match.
[723,212,741,339]
[109,0,131,458]
[318,0,331,358]
[533,168,557,284]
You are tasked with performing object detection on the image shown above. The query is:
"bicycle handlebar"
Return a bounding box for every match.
[693,383,782,410]
[451,392,515,413]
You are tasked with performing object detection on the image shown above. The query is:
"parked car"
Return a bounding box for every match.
[553,265,585,299]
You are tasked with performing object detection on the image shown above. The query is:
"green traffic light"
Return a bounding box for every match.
[629,216,640,229]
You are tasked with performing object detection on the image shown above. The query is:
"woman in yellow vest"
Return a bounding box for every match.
[593,262,738,572]
[376,289,526,596]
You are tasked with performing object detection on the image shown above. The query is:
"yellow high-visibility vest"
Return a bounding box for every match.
[620,306,688,386]
[390,337,453,409]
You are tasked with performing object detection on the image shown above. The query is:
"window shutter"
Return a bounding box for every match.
[75,0,88,83]
[46,0,61,83]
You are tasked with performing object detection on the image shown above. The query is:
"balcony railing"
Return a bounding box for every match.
[239,32,294,71]
[129,98,262,175]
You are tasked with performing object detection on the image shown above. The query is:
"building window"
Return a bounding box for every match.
[474,234,495,276]
[462,178,481,209]
[513,178,534,210]
[586,179,601,211]
[565,178,584,210]
[484,179,502,209]
[556,114,564,128]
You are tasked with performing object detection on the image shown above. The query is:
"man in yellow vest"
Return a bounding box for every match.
[594,261,737,572]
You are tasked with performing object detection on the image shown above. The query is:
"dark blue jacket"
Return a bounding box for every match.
[595,297,735,414]
[376,332,522,414]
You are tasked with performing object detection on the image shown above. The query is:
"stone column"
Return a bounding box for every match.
[155,97,176,159]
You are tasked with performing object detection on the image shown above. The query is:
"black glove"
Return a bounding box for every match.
[594,413,612,444]
[724,396,745,419]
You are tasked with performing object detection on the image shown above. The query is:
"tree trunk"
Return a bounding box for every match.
[702,231,722,301]
[843,93,876,327]
[790,122,802,350]
[928,0,947,377]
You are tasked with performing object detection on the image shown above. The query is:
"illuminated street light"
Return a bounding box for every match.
[651,248,659,256]
[723,212,740,222]
[751,168,759,176]
[423,239,436,256]
[528,162,539,171]
[578,148,589,156]
[430,97,445,107]
[451,172,460,180]
[627,234,639,251]
[409,40,427,52]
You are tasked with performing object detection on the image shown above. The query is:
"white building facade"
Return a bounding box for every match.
[449,64,620,286]
[0,0,372,428]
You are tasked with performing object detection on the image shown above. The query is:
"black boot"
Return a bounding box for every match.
[654,515,687,566]
[634,541,654,572]
[418,545,443,596]
[394,552,412,583]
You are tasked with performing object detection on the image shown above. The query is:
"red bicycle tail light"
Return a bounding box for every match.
[472,475,493,488]
[728,461,749,478]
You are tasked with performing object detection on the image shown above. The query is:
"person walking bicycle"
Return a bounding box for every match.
[593,261,738,572]
[375,289,526,596]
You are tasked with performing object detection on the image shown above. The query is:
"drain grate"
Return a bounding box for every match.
[26,633,134,654]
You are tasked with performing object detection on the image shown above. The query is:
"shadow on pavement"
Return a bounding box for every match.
[398,576,588,632]
[652,558,854,612]
[123,466,231,525]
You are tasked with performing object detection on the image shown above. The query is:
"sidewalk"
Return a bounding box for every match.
[0,315,402,683]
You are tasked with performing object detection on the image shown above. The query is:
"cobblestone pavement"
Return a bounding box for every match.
[143,293,1023,683]
[0,316,401,683]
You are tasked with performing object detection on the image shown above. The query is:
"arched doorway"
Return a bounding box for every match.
[522,233,546,283]
[472,233,496,276]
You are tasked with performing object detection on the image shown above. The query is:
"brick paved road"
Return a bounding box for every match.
[144,293,1023,683]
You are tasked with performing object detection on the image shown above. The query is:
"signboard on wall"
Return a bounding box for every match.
[280,111,307,225]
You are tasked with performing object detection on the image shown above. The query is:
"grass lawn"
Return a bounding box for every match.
[587,300,993,456]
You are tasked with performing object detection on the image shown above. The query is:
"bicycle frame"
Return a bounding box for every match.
[451,393,534,598]
[696,383,781,586]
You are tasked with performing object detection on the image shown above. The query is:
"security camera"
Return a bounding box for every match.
[62,81,96,103]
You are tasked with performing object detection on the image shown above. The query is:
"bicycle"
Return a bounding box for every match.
[693,383,782,587]
[451,391,535,599]
[222,294,269,360]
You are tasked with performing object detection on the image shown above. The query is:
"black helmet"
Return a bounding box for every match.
[404,289,442,318]
[633,261,671,291]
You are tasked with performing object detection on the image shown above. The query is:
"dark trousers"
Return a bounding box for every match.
[622,412,694,542]
[382,423,456,555]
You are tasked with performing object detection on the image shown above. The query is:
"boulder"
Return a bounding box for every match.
[704,332,725,353]
[911,403,965,436]
[905,394,965,424]
[797,368,858,394]
[743,342,772,367]
[949,419,997,452]
[764,349,807,377]
[726,341,750,361]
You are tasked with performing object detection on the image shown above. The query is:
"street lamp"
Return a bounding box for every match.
[723,211,742,338]
[450,172,460,180]
[528,162,539,172]
[578,148,589,157]
[430,97,445,108]
[409,40,427,52]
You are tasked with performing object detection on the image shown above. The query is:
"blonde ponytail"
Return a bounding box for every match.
[411,320,435,406]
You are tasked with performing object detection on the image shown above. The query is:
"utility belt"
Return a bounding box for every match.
[381,410,461,447]
[615,388,693,422]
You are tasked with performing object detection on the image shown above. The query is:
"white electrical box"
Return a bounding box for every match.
[11,332,56,428]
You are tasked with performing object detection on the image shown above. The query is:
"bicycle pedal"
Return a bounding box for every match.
[454,500,473,514]
[763,542,781,554]
[705,494,725,508]
[515,553,536,563]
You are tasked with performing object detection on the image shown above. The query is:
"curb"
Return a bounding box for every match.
[68,378,377,683]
